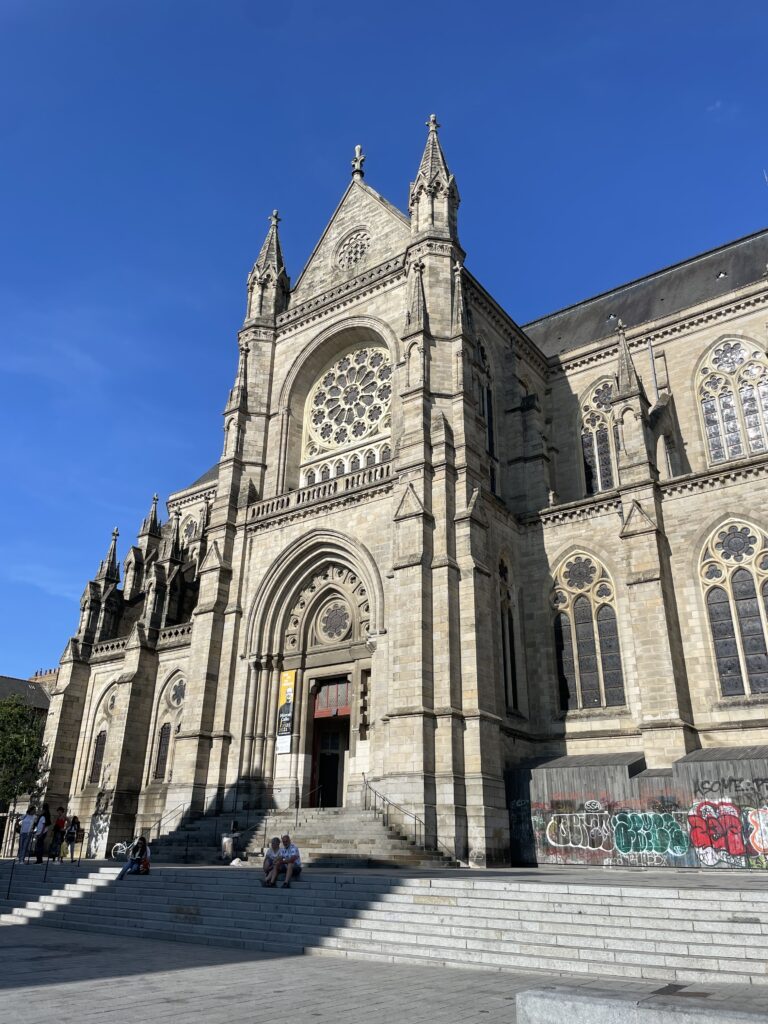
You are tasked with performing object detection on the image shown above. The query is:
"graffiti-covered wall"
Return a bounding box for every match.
[507,747,768,869]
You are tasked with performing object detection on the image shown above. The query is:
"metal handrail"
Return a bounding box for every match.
[146,801,188,842]
[361,774,461,864]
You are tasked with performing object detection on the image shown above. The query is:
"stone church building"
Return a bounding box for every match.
[41,118,768,866]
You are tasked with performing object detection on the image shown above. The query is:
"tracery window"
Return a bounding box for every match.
[700,521,768,697]
[580,380,618,495]
[89,730,107,785]
[552,554,626,710]
[301,345,392,485]
[699,339,768,465]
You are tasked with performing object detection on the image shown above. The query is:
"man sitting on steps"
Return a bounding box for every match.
[271,833,302,888]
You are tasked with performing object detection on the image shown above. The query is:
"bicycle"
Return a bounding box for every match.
[110,838,137,860]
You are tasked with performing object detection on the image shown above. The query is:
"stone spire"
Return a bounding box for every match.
[245,211,290,321]
[139,494,161,538]
[615,320,645,399]
[166,510,182,562]
[409,114,460,240]
[96,528,120,583]
[256,210,286,277]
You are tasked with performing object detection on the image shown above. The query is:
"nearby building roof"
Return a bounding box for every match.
[523,228,768,358]
[0,676,51,710]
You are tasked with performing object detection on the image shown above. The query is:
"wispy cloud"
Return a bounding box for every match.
[0,561,82,602]
[706,99,741,121]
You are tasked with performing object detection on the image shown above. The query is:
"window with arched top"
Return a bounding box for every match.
[498,561,519,711]
[153,723,172,780]
[700,521,768,697]
[89,730,107,785]
[551,554,626,710]
[580,380,618,495]
[699,339,768,465]
[300,343,392,485]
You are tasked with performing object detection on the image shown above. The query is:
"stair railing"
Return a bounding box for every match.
[147,802,188,842]
[361,774,461,865]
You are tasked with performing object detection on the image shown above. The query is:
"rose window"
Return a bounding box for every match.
[305,347,392,456]
[317,601,351,643]
[564,556,596,591]
[716,525,757,563]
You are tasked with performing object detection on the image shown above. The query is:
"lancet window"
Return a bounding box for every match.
[699,339,768,465]
[89,730,107,785]
[153,723,171,780]
[700,521,768,697]
[580,380,618,495]
[499,561,519,711]
[552,554,625,710]
[300,344,392,486]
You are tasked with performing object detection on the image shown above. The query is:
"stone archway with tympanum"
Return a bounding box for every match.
[244,532,385,811]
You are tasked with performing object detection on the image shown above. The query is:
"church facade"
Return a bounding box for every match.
[41,118,768,866]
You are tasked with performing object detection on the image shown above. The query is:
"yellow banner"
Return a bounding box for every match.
[277,670,295,737]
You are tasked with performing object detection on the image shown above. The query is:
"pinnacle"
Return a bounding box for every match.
[96,527,120,583]
[255,209,286,275]
[415,112,451,185]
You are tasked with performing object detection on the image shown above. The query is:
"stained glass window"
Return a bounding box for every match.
[552,555,625,710]
[581,381,618,495]
[701,521,768,698]
[698,340,768,465]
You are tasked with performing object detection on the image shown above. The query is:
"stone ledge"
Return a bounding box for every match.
[516,986,766,1024]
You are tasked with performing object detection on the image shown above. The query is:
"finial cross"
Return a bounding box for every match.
[351,144,365,178]
[269,210,280,228]
[426,114,441,132]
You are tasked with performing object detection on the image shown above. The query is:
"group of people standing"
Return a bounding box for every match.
[17,804,81,864]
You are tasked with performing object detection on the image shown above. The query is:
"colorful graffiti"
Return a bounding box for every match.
[534,798,768,869]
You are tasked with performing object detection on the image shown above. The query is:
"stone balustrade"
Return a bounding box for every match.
[248,462,393,523]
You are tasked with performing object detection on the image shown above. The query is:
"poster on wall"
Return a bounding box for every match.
[276,670,295,754]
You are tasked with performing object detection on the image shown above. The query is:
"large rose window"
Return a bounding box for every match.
[304,347,392,463]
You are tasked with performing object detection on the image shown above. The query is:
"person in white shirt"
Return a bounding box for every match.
[262,837,282,887]
[277,833,302,888]
[17,806,36,863]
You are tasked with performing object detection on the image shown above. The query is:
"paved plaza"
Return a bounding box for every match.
[1,922,767,1024]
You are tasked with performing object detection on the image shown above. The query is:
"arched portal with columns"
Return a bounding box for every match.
[243,530,386,809]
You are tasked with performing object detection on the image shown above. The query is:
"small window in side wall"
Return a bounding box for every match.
[380,445,391,463]
[334,460,345,478]
[350,454,361,471]
[365,450,376,467]
[154,723,171,780]
[305,470,315,486]
[320,465,330,481]
[89,730,107,785]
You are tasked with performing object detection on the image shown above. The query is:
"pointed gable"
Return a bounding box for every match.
[290,180,410,305]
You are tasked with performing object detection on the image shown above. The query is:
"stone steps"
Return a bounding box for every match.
[1,866,765,986]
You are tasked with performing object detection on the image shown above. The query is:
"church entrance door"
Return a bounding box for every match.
[311,677,351,807]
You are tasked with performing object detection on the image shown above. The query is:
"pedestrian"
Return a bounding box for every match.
[276,833,302,888]
[117,836,151,880]
[17,805,36,863]
[33,803,51,864]
[262,836,282,887]
[50,807,67,862]
[64,815,81,862]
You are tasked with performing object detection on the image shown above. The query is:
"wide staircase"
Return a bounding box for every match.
[1,863,767,986]
[150,806,457,869]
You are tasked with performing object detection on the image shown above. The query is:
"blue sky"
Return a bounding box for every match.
[1,1,766,676]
